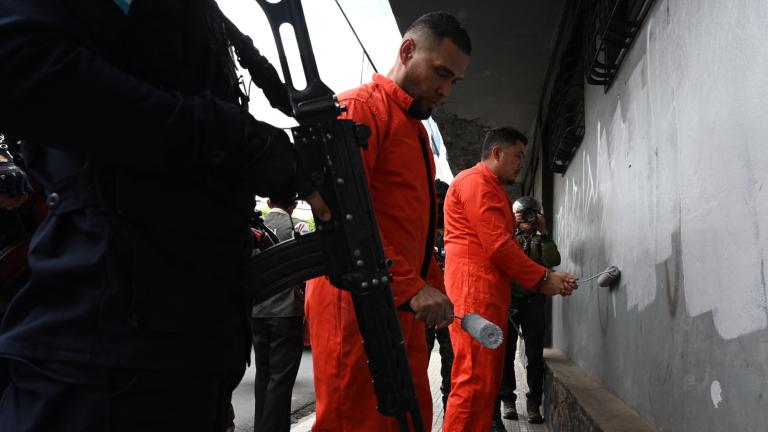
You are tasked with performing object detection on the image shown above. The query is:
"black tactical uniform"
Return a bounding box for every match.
[0,1,296,430]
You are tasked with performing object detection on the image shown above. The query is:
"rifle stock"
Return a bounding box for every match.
[244,233,326,305]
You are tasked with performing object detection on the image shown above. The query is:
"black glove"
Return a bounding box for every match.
[0,143,32,196]
[233,35,292,117]
[229,117,297,198]
[214,3,293,117]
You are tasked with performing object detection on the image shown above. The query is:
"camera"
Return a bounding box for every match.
[512,196,543,225]
[521,207,538,224]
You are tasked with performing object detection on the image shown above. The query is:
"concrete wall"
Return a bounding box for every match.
[550,1,768,430]
[431,107,489,174]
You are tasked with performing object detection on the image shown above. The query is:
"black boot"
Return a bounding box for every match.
[501,400,518,420]
[527,400,544,424]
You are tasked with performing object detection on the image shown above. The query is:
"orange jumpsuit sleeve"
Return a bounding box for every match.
[462,180,546,290]
[340,97,429,305]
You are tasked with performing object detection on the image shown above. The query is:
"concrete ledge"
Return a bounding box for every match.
[543,349,657,432]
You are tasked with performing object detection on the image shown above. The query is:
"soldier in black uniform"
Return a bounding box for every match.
[0,1,328,431]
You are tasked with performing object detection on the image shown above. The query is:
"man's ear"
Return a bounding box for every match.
[266,199,274,209]
[491,145,502,162]
[399,37,416,65]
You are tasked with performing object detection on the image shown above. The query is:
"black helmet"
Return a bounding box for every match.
[512,196,542,213]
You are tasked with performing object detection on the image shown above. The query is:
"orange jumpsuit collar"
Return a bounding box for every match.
[372,73,414,112]
[477,162,504,189]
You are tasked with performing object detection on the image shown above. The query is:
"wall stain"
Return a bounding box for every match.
[656,227,683,318]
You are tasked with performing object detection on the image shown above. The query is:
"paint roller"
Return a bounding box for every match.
[454,313,504,349]
[451,268,621,348]
[579,265,621,287]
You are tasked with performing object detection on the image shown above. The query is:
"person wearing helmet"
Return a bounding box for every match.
[496,196,561,425]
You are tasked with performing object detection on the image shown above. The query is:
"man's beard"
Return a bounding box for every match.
[407,98,433,120]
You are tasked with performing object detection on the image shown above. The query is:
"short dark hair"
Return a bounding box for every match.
[268,192,297,209]
[480,127,528,160]
[405,12,472,55]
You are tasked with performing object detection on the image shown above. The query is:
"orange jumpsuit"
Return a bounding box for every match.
[442,162,546,431]
[306,74,444,431]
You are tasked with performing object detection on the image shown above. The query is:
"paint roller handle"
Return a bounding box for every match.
[578,266,621,287]
[579,271,609,283]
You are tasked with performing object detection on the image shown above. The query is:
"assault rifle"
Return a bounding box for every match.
[221,1,425,431]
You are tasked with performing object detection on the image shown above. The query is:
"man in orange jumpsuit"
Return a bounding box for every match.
[305,12,471,432]
[442,127,578,432]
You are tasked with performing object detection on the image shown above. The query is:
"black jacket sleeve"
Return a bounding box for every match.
[0,0,245,171]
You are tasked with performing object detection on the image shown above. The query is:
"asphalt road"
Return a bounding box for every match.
[231,349,315,432]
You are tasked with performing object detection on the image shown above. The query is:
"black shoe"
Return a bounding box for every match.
[527,401,544,424]
[491,417,507,432]
[501,402,518,420]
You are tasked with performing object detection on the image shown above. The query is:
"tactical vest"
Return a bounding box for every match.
[25,0,253,225]
[0,0,258,370]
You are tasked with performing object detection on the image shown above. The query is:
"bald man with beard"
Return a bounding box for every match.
[305,12,471,432]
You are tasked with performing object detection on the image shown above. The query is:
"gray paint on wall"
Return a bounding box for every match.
[551,0,768,430]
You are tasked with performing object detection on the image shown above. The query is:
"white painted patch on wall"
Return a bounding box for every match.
[710,381,722,408]
[555,63,661,314]
[672,0,768,340]
[554,0,768,340]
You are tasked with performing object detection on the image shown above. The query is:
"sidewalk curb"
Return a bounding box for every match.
[291,412,315,431]
[544,349,657,432]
